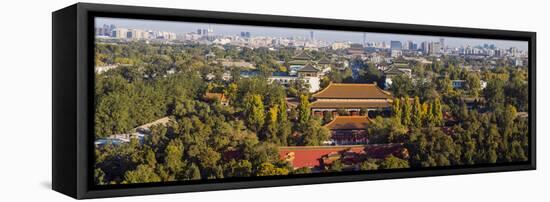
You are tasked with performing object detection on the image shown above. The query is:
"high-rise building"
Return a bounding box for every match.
[240,31,251,38]
[390,41,402,50]
[391,49,403,58]
[94,27,103,36]
[126,29,149,40]
[408,41,417,50]
[429,42,441,55]
[112,28,129,39]
[207,27,213,35]
[102,24,110,36]
[95,24,116,36]
[421,41,430,54]
[439,38,445,50]
[310,31,314,41]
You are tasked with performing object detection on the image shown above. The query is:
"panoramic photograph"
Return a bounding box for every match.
[93,17,529,185]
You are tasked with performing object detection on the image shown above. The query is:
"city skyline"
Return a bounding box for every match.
[96,17,528,51]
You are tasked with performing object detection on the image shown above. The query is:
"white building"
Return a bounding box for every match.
[269,63,321,93]
[111,28,128,39]
[390,49,403,58]
[331,41,351,50]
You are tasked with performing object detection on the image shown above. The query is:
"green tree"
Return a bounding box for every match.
[432,97,444,126]
[392,98,402,124]
[94,168,107,185]
[379,155,409,169]
[412,96,423,128]
[243,94,265,132]
[297,94,311,130]
[164,139,184,175]
[359,159,379,171]
[224,83,239,103]
[95,92,132,137]
[183,163,202,180]
[390,75,413,97]
[423,102,435,126]
[328,159,343,172]
[224,160,253,178]
[401,96,412,126]
[123,165,161,184]
[277,98,291,146]
[256,162,289,176]
[437,76,453,95]
[485,124,500,163]
[145,148,157,168]
[484,79,506,111]
[466,73,481,97]
[301,118,330,146]
[265,105,279,143]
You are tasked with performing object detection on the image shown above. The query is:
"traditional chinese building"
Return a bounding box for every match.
[317,56,332,74]
[323,116,370,145]
[203,92,229,106]
[279,144,408,171]
[383,63,412,89]
[269,63,321,93]
[288,51,314,74]
[311,83,394,117]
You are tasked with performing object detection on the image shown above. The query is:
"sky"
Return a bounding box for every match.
[96,17,528,51]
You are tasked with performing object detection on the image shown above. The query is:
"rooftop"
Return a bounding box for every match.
[324,116,370,130]
[203,93,227,102]
[279,144,407,169]
[317,57,331,64]
[272,71,291,77]
[292,51,313,60]
[298,63,320,72]
[312,83,393,99]
[279,145,365,168]
[288,60,309,65]
[383,67,408,75]
[310,100,391,109]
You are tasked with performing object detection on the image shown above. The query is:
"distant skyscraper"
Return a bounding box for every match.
[310,31,314,41]
[109,24,116,36]
[390,41,402,50]
[207,26,213,35]
[112,28,128,39]
[102,24,110,36]
[428,42,441,55]
[421,41,430,54]
[439,38,445,50]
[240,31,251,38]
[408,41,417,50]
[96,24,116,36]
[197,29,202,35]
[363,33,367,46]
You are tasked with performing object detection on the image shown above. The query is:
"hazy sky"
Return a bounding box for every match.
[96,17,528,51]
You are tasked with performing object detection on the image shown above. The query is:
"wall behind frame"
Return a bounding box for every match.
[0,0,547,201]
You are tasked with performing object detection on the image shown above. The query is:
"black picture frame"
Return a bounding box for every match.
[52,3,536,199]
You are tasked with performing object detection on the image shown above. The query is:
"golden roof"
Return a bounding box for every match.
[313,83,392,99]
[324,116,370,130]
